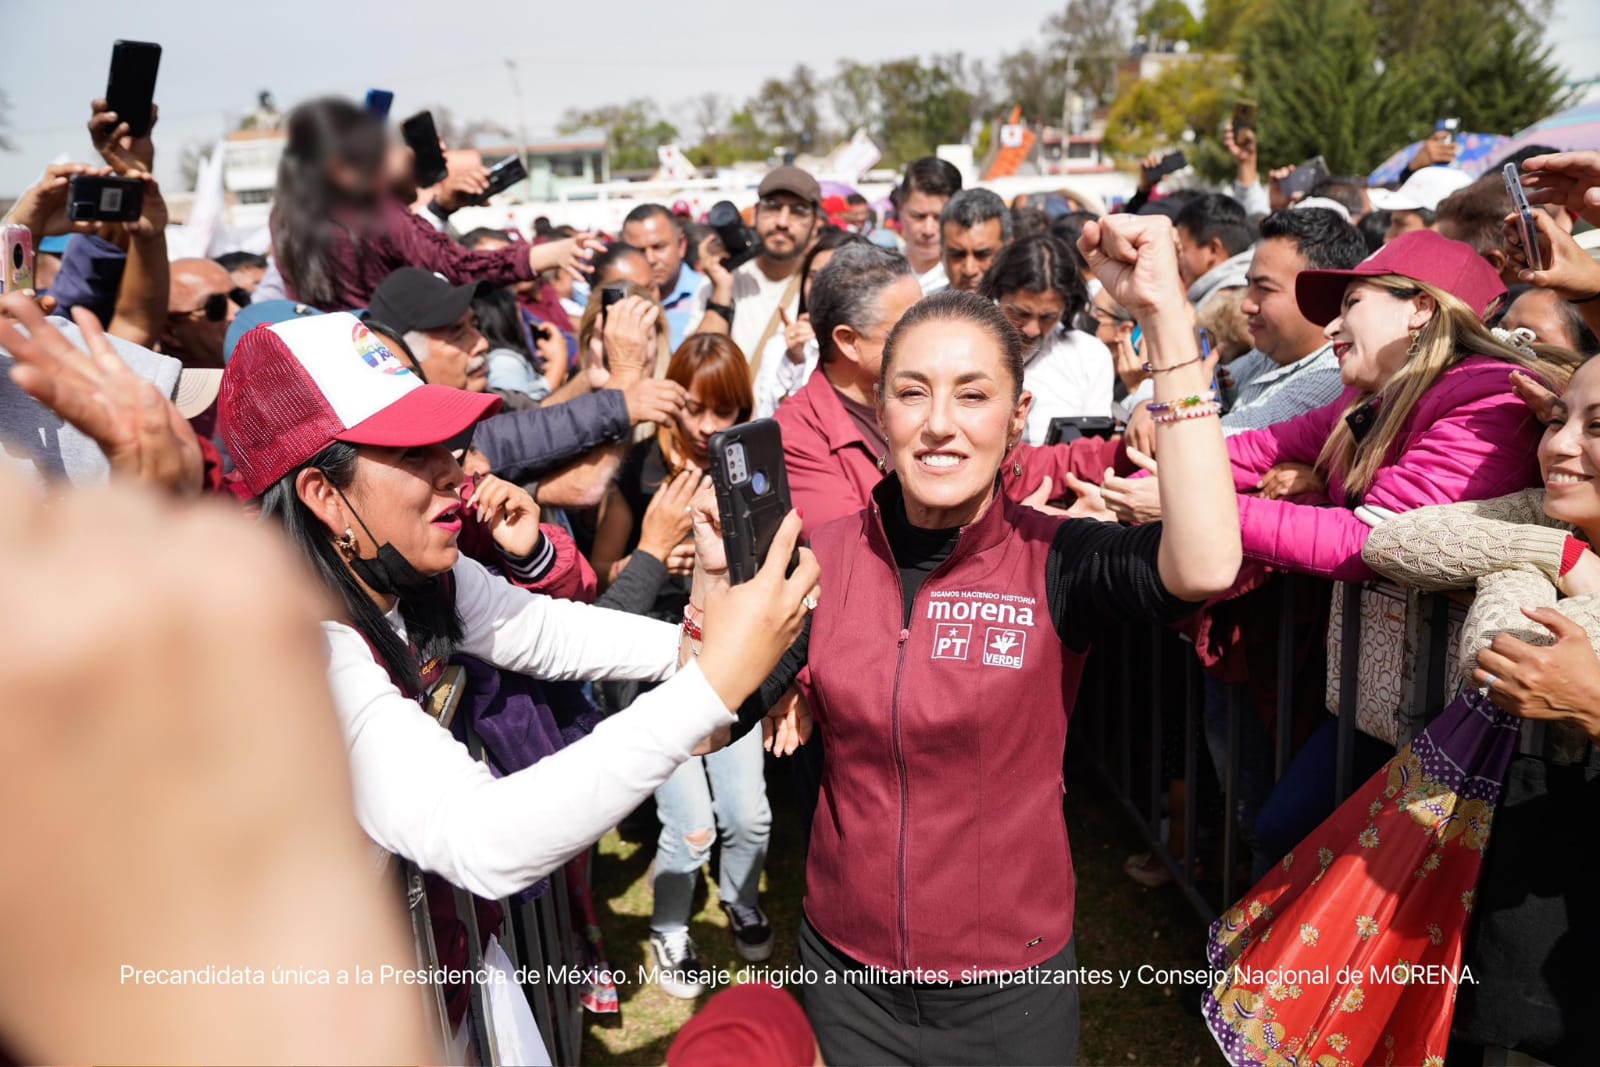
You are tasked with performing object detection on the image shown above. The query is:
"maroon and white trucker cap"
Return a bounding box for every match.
[218,311,501,497]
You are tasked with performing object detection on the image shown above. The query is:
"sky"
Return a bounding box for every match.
[4,0,1598,197]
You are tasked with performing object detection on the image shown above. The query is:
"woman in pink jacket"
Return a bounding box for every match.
[1104,230,1580,875]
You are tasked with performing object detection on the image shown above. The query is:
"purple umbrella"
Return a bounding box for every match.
[818,180,859,200]
[1496,100,1600,161]
[1369,131,1509,186]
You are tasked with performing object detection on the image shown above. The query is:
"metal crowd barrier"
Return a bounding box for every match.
[401,679,587,1065]
[1080,575,1468,923]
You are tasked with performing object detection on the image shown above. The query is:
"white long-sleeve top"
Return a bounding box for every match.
[325,554,730,900]
[1021,328,1116,445]
[754,335,819,419]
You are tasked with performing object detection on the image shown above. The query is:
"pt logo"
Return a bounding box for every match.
[931,623,972,661]
[983,627,1027,669]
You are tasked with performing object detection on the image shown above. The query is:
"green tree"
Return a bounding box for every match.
[749,65,824,150]
[1239,0,1426,174]
[874,57,974,164]
[1042,0,1129,106]
[557,99,678,172]
[1101,55,1240,172]
[1136,0,1203,46]
[1237,0,1569,175]
[1198,0,1269,50]
[830,60,880,133]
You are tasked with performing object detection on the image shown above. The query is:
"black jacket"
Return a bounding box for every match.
[472,389,631,483]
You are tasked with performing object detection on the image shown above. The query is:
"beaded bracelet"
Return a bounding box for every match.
[1151,400,1223,425]
[681,604,704,643]
[1146,391,1216,416]
[1142,352,1204,374]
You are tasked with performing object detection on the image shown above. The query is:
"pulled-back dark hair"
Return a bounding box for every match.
[271,98,388,309]
[257,442,461,696]
[980,234,1089,325]
[1174,192,1254,257]
[881,289,1027,402]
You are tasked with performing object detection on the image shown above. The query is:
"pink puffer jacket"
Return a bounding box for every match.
[1225,356,1543,582]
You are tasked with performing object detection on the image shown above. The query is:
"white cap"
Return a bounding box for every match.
[1368,166,1474,213]
[1292,197,1353,222]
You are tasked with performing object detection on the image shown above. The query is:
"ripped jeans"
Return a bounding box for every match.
[651,725,771,936]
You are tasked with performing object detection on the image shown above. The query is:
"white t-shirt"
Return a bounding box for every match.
[1021,329,1116,445]
[918,261,949,296]
[324,554,731,900]
[731,260,800,365]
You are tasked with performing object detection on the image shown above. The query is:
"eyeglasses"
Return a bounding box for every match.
[757,198,816,220]
[179,287,252,323]
[999,302,1064,334]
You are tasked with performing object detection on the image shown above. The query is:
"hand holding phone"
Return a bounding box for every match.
[400,111,449,188]
[1142,151,1188,188]
[1278,155,1329,201]
[105,41,161,140]
[1503,162,1544,273]
[66,175,145,223]
[472,156,527,205]
[708,420,797,584]
[1,226,34,295]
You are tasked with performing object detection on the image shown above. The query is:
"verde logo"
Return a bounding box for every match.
[982,627,1026,669]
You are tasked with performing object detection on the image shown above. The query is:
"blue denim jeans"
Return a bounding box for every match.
[651,724,771,935]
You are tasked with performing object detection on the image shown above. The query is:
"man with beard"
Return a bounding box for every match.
[730,166,820,369]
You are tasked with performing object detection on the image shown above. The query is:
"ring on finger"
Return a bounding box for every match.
[1479,672,1498,696]
[801,594,819,612]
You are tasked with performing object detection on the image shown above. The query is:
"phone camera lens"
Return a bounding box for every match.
[751,470,769,495]
[10,246,21,269]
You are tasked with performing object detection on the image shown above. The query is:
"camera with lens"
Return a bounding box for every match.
[707,200,760,272]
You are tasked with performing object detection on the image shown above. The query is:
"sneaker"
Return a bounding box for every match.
[721,901,774,962]
[649,930,704,999]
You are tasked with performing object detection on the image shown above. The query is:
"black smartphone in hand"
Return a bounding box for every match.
[401,111,449,188]
[708,419,795,584]
[67,175,145,222]
[1142,151,1187,186]
[474,156,528,204]
[106,40,161,138]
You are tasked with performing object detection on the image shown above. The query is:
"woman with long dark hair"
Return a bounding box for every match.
[216,310,817,902]
[269,98,599,312]
[981,234,1115,444]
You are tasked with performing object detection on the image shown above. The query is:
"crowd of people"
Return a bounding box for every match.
[3,74,1599,1067]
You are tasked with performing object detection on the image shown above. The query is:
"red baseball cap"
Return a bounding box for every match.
[1294,229,1507,328]
[219,311,501,497]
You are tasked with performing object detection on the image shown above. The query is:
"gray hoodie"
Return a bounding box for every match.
[1186,247,1255,309]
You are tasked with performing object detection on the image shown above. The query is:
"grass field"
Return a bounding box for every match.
[578,752,1225,1066]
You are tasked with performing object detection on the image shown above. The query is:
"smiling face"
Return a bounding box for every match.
[1323,279,1432,392]
[345,445,467,579]
[1538,359,1600,535]
[881,317,1029,529]
[1241,238,1325,365]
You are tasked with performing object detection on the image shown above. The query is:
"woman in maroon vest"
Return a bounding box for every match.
[680,215,1243,1065]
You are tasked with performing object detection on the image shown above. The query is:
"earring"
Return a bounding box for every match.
[335,528,357,555]
[1405,329,1422,358]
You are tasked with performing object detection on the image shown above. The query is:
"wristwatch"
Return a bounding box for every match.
[705,301,734,323]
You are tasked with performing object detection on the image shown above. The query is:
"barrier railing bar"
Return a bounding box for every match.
[1221,685,1242,909]
[1335,582,1362,802]
[1120,621,1134,796]
[1275,577,1296,780]
[1182,648,1201,912]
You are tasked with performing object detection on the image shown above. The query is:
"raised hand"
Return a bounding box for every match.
[471,473,542,559]
[529,234,605,285]
[88,97,158,176]
[1077,214,1187,324]
[0,298,202,495]
[1518,151,1600,229]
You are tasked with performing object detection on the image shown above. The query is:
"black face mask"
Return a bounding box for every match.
[329,481,437,599]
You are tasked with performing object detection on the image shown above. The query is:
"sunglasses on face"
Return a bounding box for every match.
[757,198,816,220]
[182,287,252,323]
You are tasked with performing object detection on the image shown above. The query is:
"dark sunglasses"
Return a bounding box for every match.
[195,287,252,323]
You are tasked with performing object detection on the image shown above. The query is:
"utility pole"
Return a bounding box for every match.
[504,58,533,194]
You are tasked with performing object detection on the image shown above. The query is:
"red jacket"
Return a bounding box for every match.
[774,366,1127,533]
[802,479,1083,974]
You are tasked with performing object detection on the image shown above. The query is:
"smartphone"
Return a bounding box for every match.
[1142,150,1187,186]
[1231,99,1258,136]
[0,225,33,294]
[1279,155,1330,201]
[363,89,394,120]
[66,175,145,223]
[1045,416,1117,445]
[401,111,449,188]
[598,283,626,324]
[708,419,794,584]
[1435,117,1461,145]
[106,40,161,138]
[474,156,528,204]
[1502,162,1544,272]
